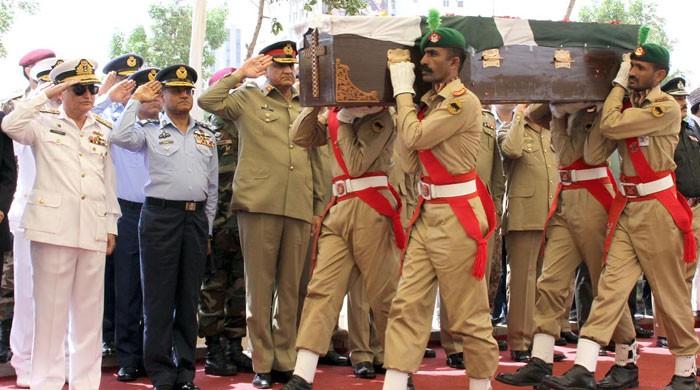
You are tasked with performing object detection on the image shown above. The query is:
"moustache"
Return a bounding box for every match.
[628,76,638,82]
[420,65,433,73]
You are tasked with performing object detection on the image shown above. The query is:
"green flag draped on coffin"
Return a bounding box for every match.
[297,15,640,106]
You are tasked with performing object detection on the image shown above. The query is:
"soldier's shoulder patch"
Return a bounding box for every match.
[94,115,113,129]
[38,108,60,115]
[137,118,160,127]
[651,105,665,118]
[447,100,463,115]
[453,87,466,97]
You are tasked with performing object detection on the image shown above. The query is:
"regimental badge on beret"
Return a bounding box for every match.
[634,47,645,56]
[76,60,94,76]
[176,66,188,80]
[127,56,137,67]
[148,69,157,81]
[429,32,442,43]
[283,44,294,56]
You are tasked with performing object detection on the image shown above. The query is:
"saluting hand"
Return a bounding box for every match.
[99,71,119,96]
[44,80,80,100]
[132,80,162,103]
[108,78,137,104]
[106,234,116,255]
[238,54,273,79]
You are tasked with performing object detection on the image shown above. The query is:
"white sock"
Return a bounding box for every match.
[293,349,319,383]
[614,341,637,366]
[469,377,492,390]
[531,333,556,363]
[675,355,697,377]
[574,338,600,373]
[383,369,409,390]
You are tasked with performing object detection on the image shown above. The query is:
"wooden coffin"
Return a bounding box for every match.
[298,16,640,106]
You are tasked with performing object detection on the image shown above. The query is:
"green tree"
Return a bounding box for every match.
[110,0,228,76]
[0,0,37,57]
[577,0,672,49]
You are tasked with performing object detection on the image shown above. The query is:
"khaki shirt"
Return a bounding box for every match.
[551,108,604,167]
[498,111,558,232]
[198,72,315,223]
[588,85,681,177]
[478,110,505,216]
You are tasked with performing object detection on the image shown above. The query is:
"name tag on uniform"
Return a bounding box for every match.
[638,136,650,147]
[159,139,174,145]
[49,129,66,136]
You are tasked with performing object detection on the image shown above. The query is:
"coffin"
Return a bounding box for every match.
[296,15,640,106]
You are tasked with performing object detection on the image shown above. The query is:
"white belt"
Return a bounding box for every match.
[332,176,388,197]
[418,180,477,200]
[619,174,674,198]
[559,167,608,185]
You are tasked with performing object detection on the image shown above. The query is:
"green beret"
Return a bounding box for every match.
[631,43,670,70]
[420,9,466,51]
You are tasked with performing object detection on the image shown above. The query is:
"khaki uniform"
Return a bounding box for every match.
[198,73,313,373]
[291,107,401,361]
[440,109,506,356]
[498,110,558,351]
[384,80,498,379]
[532,108,635,343]
[580,85,700,357]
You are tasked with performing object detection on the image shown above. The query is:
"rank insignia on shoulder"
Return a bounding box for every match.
[447,100,463,115]
[453,87,466,97]
[94,115,113,129]
[651,106,665,118]
[39,108,60,115]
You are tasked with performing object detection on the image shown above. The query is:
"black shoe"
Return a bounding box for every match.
[597,363,639,389]
[353,361,376,379]
[599,348,609,357]
[497,339,508,351]
[561,331,579,344]
[272,370,294,383]
[542,364,596,390]
[554,337,568,347]
[204,336,237,376]
[226,336,253,372]
[496,357,552,386]
[446,353,465,369]
[280,375,312,390]
[116,366,146,382]
[373,363,387,374]
[553,352,566,362]
[635,325,653,339]
[408,374,415,390]
[424,348,436,358]
[175,383,200,390]
[253,373,273,389]
[660,374,700,389]
[657,336,669,348]
[102,340,116,357]
[510,350,531,362]
[0,318,12,363]
[319,350,351,366]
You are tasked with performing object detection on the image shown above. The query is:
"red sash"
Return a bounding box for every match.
[540,159,615,253]
[403,108,497,279]
[602,137,696,263]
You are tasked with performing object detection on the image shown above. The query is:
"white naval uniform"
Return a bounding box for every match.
[0,91,120,390]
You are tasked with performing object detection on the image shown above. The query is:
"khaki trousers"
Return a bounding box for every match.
[238,212,311,373]
[580,201,700,356]
[347,276,383,365]
[295,199,399,360]
[506,230,543,351]
[384,201,498,378]
[534,189,635,342]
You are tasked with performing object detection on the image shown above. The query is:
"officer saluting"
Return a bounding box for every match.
[1,58,121,389]
[111,65,218,390]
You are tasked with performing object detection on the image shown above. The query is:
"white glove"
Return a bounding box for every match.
[549,102,592,118]
[613,53,631,89]
[388,62,416,97]
[337,106,384,123]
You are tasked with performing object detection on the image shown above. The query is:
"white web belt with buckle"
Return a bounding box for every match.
[558,167,608,185]
[619,175,674,198]
[418,180,477,201]
[332,176,388,197]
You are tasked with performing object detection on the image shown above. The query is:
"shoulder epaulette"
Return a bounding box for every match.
[654,96,672,103]
[94,115,113,129]
[38,108,60,115]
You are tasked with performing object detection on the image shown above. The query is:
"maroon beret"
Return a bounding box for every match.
[19,49,56,67]
[208,67,237,86]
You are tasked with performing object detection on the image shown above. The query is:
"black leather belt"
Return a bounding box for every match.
[145,197,205,211]
[118,198,143,211]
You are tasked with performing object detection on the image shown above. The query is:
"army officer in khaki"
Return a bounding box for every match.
[197,41,313,389]
[498,104,558,362]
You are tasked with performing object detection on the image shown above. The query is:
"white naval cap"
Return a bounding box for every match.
[49,58,100,85]
[30,57,64,82]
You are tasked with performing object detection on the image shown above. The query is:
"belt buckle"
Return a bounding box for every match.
[559,170,573,185]
[621,183,640,197]
[419,182,432,200]
[185,202,197,211]
[334,181,347,197]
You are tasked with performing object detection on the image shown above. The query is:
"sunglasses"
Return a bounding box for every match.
[71,84,99,96]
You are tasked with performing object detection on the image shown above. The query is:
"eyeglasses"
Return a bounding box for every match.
[71,84,99,96]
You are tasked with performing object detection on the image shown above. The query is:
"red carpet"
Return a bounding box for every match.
[0,337,682,389]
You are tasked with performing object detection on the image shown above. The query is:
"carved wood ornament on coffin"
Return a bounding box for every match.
[335,59,379,103]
